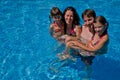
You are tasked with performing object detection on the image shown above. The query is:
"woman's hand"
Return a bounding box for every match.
[66,41,79,49]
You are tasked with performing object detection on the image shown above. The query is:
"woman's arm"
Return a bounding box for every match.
[65,36,78,43]
[74,25,82,39]
[66,41,85,51]
[65,25,81,43]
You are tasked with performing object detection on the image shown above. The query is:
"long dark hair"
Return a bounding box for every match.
[63,6,80,34]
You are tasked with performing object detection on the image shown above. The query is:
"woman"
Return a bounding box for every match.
[63,6,81,36]
[59,6,81,41]
[57,6,81,60]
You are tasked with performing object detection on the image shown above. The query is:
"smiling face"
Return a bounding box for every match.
[50,7,62,23]
[94,16,108,35]
[64,10,74,25]
[83,15,94,27]
[52,14,61,22]
[94,21,104,33]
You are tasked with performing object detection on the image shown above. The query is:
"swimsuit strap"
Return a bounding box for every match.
[91,35,105,46]
[69,24,76,36]
[70,28,75,34]
[69,28,76,36]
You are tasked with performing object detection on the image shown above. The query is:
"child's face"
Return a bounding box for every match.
[64,10,74,25]
[83,15,94,26]
[52,15,61,22]
[94,21,104,33]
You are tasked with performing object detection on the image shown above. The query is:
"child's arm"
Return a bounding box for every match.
[49,24,55,37]
[74,25,82,39]
[67,35,108,52]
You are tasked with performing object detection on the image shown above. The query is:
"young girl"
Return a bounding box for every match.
[67,16,108,51]
[67,15,109,65]
[49,7,64,40]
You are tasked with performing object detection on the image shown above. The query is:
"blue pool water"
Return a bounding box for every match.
[0,0,120,80]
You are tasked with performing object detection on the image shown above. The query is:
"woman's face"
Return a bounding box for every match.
[64,10,74,25]
[83,15,94,26]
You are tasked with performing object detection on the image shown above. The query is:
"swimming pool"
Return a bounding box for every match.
[0,0,120,80]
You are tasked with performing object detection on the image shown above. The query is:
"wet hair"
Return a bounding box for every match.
[63,6,80,34]
[49,7,63,23]
[82,9,96,35]
[95,16,109,37]
[82,9,96,20]
[50,7,62,17]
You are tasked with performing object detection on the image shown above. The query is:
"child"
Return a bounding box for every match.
[66,15,109,65]
[49,7,64,41]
